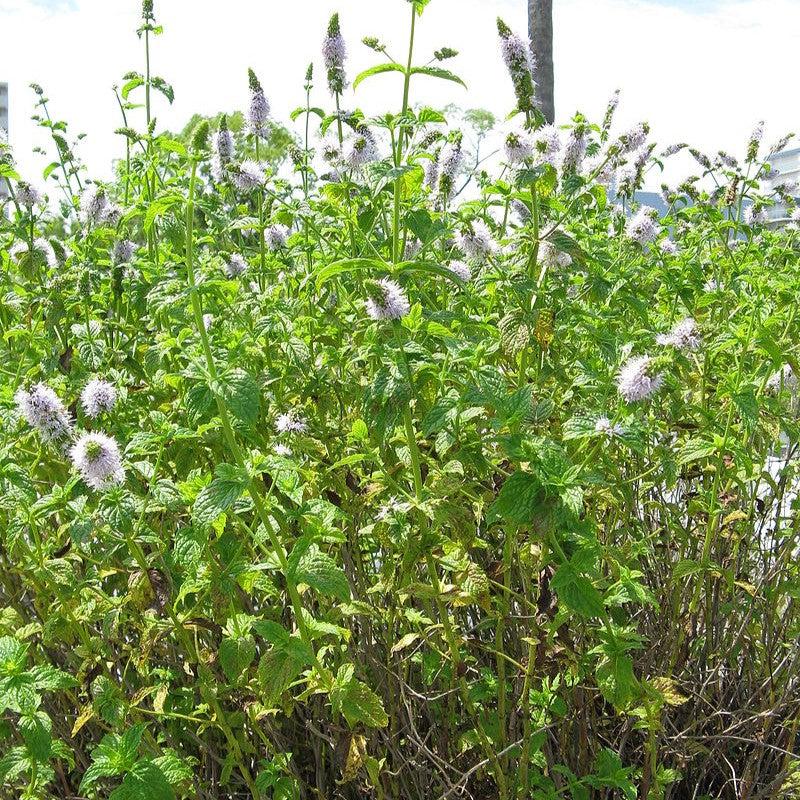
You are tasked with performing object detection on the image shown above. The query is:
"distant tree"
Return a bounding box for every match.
[443,105,497,196]
[174,111,296,167]
[528,0,554,123]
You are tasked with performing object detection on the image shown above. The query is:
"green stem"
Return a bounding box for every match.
[184,159,327,682]
[392,3,417,264]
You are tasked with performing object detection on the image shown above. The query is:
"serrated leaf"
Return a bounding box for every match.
[551,562,604,618]
[676,437,717,465]
[490,471,545,525]
[391,633,420,654]
[499,311,532,356]
[289,542,350,602]
[340,734,367,783]
[331,666,388,728]
[110,759,175,800]
[19,711,51,760]
[314,257,387,289]
[257,649,307,707]
[353,63,406,90]
[193,465,248,525]
[221,370,261,427]
[409,65,467,89]
[219,636,256,683]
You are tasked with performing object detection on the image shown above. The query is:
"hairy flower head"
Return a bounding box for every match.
[656,318,701,352]
[247,69,270,138]
[81,186,110,226]
[265,223,290,251]
[617,355,665,403]
[323,13,348,95]
[438,132,463,199]
[625,206,660,245]
[225,253,248,278]
[455,220,495,261]
[15,382,73,442]
[365,278,410,321]
[70,432,126,491]
[504,130,534,165]
[16,181,44,209]
[345,127,379,169]
[561,128,588,173]
[230,160,266,192]
[113,239,137,265]
[766,364,798,395]
[448,260,472,281]
[497,18,536,112]
[81,378,118,418]
[275,410,307,434]
[595,416,624,438]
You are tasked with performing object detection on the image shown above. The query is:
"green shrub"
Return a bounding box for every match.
[0,2,798,798]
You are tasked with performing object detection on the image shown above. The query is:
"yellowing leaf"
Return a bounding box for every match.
[391,633,420,654]
[652,677,689,706]
[71,704,95,737]
[154,684,168,713]
[339,734,367,784]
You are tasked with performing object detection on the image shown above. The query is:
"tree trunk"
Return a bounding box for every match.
[528,0,554,123]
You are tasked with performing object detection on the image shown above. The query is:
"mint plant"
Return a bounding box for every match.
[0,1,798,798]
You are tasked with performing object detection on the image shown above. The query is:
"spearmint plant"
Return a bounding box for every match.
[0,1,798,798]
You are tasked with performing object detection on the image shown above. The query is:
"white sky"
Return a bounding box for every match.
[1,0,798,190]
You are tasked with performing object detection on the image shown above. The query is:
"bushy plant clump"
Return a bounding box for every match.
[0,2,799,798]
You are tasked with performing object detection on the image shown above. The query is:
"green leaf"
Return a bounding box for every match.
[257,649,307,707]
[91,676,125,725]
[144,193,183,232]
[0,637,28,676]
[562,415,599,441]
[82,724,145,793]
[153,750,193,787]
[111,760,175,800]
[185,382,214,425]
[409,65,467,89]
[352,63,406,90]
[422,393,458,436]
[193,464,249,525]
[396,259,464,287]
[288,540,350,602]
[676,437,717,465]
[595,646,637,709]
[0,673,38,713]
[405,209,446,246]
[0,747,30,783]
[221,370,261,427]
[551,563,604,618]
[29,664,77,691]
[417,107,446,124]
[331,665,388,728]
[498,310,532,357]
[150,76,175,104]
[121,74,144,100]
[219,636,256,683]
[672,559,703,579]
[290,106,325,122]
[43,161,61,180]
[314,258,387,290]
[588,749,636,800]
[19,711,51,761]
[489,471,545,525]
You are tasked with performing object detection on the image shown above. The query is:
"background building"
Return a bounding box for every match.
[0,83,8,203]
[764,147,800,225]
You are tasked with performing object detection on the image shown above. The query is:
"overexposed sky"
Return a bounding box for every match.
[1,0,798,189]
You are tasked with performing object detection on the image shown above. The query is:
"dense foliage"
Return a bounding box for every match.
[0,2,799,798]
